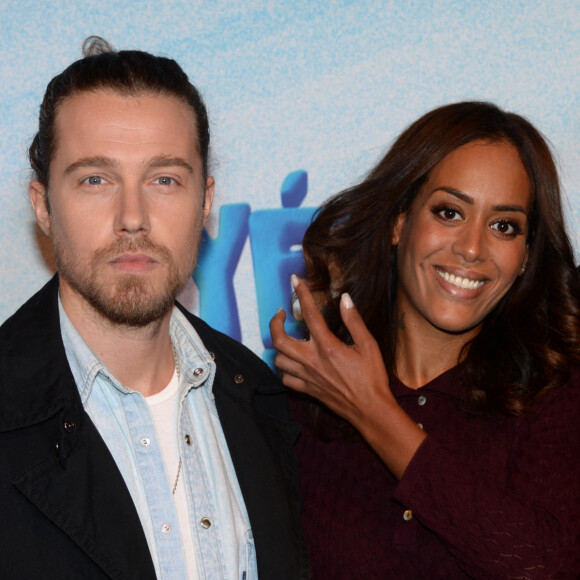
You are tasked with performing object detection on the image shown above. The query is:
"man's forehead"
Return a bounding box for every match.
[52,89,201,156]
[54,89,196,130]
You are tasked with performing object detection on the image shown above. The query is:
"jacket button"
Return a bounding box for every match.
[63,419,76,432]
[234,374,244,384]
[193,367,204,377]
[200,517,211,529]
[208,351,215,360]
[403,509,413,521]
[185,434,193,445]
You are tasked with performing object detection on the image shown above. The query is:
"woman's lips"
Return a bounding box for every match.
[434,266,488,293]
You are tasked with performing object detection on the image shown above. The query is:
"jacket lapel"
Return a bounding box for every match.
[2,276,156,579]
[13,415,156,580]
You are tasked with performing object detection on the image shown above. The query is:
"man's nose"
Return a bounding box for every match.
[114,183,150,236]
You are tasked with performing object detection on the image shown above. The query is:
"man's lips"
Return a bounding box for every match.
[110,253,156,264]
[109,253,158,271]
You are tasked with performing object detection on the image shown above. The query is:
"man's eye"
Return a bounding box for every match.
[84,176,104,185]
[155,177,175,185]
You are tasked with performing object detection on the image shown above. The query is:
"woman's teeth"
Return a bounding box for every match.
[437,269,485,289]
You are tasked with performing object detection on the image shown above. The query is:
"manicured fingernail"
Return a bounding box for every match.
[291,274,299,289]
[291,295,303,321]
[341,292,354,309]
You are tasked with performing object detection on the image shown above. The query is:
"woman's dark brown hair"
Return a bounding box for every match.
[303,101,580,415]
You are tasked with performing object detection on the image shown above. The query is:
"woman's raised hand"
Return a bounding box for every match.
[269,274,427,479]
[270,275,391,429]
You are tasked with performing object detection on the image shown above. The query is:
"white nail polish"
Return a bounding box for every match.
[341,293,354,309]
[291,274,299,290]
[291,295,303,321]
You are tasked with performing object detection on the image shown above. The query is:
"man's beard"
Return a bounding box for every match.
[52,235,199,327]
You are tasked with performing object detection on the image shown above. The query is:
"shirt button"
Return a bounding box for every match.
[403,509,413,521]
[63,419,76,432]
[234,374,244,384]
[418,395,427,406]
[140,437,151,447]
[193,367,204,377]
[200,517,211,529]
[185,434,193,445]
[417,422,424,430]
[161,523,171,534]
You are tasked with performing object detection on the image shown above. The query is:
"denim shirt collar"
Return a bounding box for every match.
[58,296,216,406]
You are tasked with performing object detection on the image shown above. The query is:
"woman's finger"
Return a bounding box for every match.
[273,351,313,392]
[273,351,304,377]
[269,306,287,339]
[291,275,334,342]
[339,293,379,353]
[270,307,312,363]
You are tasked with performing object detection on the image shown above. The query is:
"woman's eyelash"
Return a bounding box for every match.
[491,220,522,236]
[430,205,461,220]
[430,205,524,237]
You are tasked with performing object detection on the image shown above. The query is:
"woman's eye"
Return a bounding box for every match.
[491,220,520,236]
[434,207,461,221]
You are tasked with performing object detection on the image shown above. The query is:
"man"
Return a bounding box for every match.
[0,38,308,579]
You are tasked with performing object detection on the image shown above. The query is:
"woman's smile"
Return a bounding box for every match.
[392,140,530,337]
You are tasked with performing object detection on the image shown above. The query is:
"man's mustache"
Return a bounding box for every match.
[93,237,172,265]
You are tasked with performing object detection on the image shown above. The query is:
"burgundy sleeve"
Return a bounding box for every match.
[393,379,580,579]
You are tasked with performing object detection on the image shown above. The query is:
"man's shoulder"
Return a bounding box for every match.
[0,276,58,350]
[0,276,71,430]
[0,276,58,339]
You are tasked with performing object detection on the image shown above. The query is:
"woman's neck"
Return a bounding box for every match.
[393,309,478,389]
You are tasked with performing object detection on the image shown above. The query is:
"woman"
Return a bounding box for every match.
[270,102,580,579]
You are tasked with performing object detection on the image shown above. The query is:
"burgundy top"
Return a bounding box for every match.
[292,366,580,579]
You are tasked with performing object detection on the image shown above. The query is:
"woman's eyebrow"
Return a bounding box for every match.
[432,186,528,214]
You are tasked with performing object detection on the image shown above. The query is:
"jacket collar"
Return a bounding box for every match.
[0,275,285,432]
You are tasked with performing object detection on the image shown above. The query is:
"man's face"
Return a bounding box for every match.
[30,89,214,327]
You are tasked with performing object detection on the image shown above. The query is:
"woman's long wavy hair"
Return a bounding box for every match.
[303,101,580,415]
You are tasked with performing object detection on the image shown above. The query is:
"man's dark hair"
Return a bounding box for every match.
[29,36,210,194]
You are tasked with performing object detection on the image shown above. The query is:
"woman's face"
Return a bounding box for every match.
[393,139,530,338]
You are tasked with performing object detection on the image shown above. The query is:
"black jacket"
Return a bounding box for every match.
[0,276,309,579]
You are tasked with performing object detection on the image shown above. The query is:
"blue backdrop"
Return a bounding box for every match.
[1,0,578,359]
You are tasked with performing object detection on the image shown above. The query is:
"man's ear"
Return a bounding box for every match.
[29,181,51,236]
[392,212,407,246]
[202,176,215,226]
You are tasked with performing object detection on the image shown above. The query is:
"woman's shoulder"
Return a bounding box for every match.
[523,366,580,423]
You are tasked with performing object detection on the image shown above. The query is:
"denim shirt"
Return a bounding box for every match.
[59,299,257,580]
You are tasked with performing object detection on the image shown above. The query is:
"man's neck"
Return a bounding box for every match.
[60,284,176,397]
